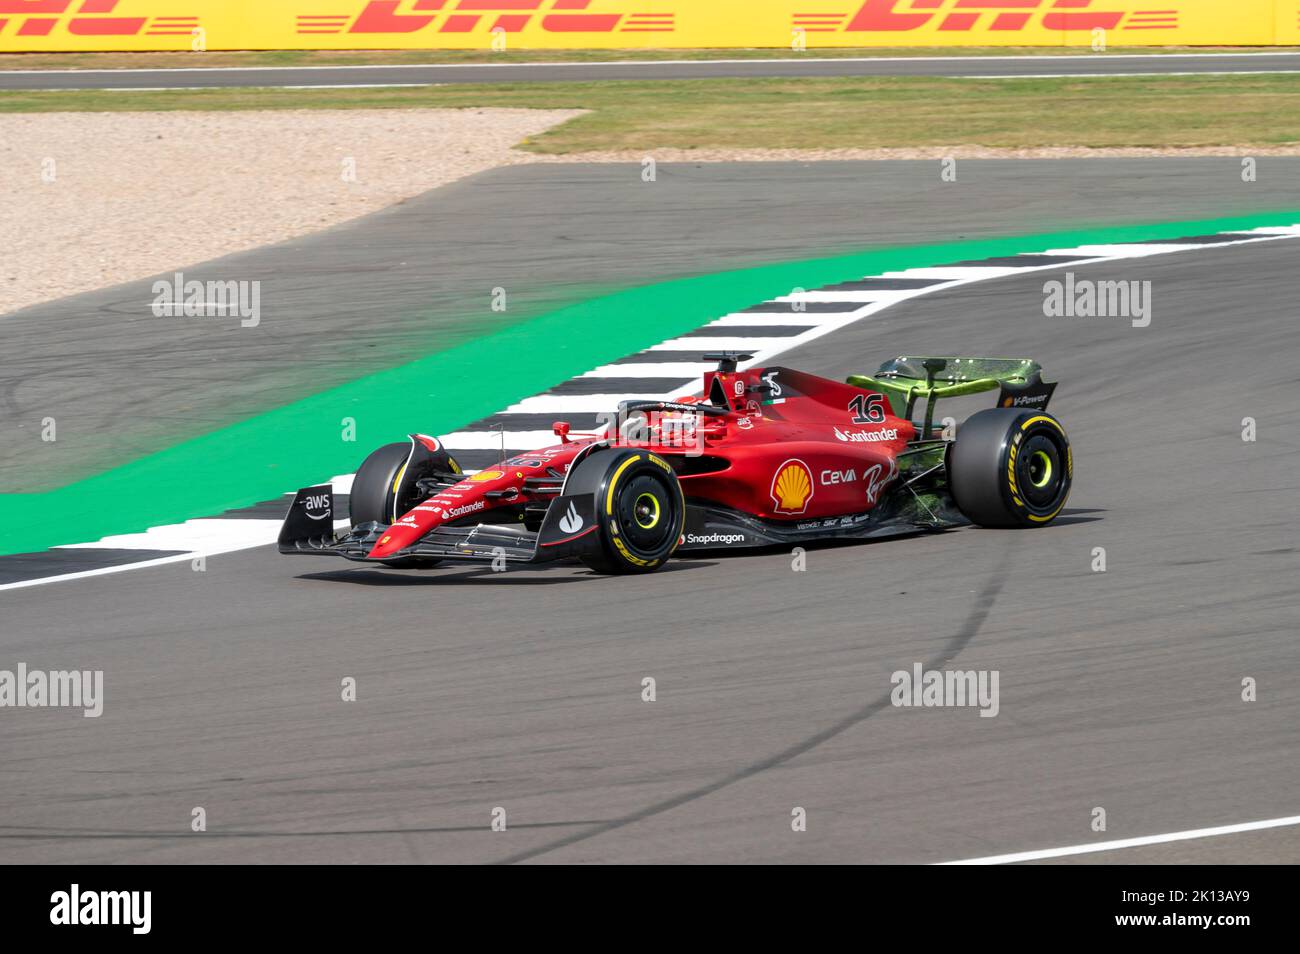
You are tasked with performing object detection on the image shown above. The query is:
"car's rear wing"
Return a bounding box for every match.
[847,356,1056,436]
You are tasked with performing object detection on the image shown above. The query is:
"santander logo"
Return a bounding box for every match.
[559,501,584,534]
[834,425,899,443]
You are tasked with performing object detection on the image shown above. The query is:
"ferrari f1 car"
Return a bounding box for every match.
[279,354,1072,574]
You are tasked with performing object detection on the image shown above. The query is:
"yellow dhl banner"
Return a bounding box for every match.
[2,1,1299,53]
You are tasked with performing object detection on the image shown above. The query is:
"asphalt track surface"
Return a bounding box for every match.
[4,52,1300,90]
[3,164,1300,864]
[9,159,1300,494]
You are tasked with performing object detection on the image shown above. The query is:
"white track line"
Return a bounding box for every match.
[3,52,1296,78]
[7,226,1297,590]
[1,553,209,591]
[582,361,712,378]
[39,83,441,92]
[1239,224,1300,235]
[650,336,801,351]
[504,393,664,414]
[939,813,1300,864]
[881,266,1030,280]
[706,313,829,327]
[971,69,1300,79]
[439,429,584,450]
[10,54,1297,92]
[56,518,284,553]
[1041,243,1217,259]
[779,289,945,303]
[1,518,352,592]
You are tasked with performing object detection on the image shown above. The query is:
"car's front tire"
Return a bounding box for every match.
[351,442,410,528]
[351,441,453,568]
[949,408,1072,528]
[564,448,684,574]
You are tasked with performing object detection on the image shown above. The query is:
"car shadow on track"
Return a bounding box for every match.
[295,559,718,586]
[1050,507,1106,526]
[294,508,1106,585]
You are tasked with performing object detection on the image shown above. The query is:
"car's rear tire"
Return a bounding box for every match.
[351,441,457,568]
[564,448,684,574]
[949,408,1072,528]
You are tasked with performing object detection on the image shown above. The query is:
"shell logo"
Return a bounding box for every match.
[770,459,814,515]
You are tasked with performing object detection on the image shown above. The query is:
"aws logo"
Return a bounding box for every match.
[302,493,332,520]
[794,0,1171,34]
[771,459,814,515]
[301,1,673,36]
[0,1,198,37]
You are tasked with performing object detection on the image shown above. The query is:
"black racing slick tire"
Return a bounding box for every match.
[948,408,1072,528]
[351,441,460,568]
[350,442,411,528]
[564,448,685,574]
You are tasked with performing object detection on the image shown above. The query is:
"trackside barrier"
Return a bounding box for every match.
[1,1,1298,54]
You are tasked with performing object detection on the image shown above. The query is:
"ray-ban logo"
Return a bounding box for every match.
[152,271,261,327]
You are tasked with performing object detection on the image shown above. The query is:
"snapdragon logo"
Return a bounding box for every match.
[152,271,261,328]
[50,885,150,935]
[1043,272,1151,328]
[890,663,999,718]
[685,532,745,545]
[0,664,103,718]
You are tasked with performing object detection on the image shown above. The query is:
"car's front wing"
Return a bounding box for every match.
[277,484,600,567]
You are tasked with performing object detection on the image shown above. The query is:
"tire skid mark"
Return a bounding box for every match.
[493,543,1013,864]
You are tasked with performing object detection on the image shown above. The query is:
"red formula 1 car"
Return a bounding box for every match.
[279,353,1073,574]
